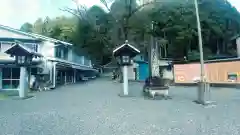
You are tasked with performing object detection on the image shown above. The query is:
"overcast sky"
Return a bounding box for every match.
[0,0,239,29]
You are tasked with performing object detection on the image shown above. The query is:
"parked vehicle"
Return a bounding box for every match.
[112,71,117,80]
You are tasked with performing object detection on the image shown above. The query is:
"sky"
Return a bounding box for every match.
[0,0,239,29]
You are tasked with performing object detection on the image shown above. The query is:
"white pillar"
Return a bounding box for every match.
[74,69,76,83]
[0,68,2,89]
[19,67,27,98]
[65,71,67,85]
[71,70,74,83]
[53,62,56,88]
[123,66,128,95]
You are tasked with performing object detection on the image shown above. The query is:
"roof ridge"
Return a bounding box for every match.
[0,24,72,46]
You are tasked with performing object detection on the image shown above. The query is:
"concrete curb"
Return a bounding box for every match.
[174,83,240,89]
[128,80,145,83]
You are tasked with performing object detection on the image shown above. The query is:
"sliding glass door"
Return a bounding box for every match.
[2,68,20,90]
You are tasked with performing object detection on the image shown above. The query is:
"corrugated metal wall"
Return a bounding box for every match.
[174,61,240,84]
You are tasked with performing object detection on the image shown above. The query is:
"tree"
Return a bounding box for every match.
[20,22,33,32]
[70,5,113,65]
[31,16,77,42]
[22,0,240,65]
[149,0,240,59]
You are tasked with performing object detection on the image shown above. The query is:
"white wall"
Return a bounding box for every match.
[158,60,170,66]
[162,69,173,80]
[157,59,174,80]
[0,52,15,60]
[38,41,93,67]
[126,61,138,80]
[127,65,135,80]
[67,48,73,61]
[89,60,92,67]
[81,56,85,65]
[39,41,55,57]
[0,68,2,89]
[71,53,84,65]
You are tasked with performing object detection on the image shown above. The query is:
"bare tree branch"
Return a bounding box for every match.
[128,1,155,19]
[100,0,113,12]
[60,0,96,26]
[100,0,155,40]
[60,8,82,19]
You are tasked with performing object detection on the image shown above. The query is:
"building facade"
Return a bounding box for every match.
[0,25,97,90]
[127,55,173,81]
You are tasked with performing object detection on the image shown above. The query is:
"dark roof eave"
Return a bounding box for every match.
[230,34,240,41]
[5,43,43,57]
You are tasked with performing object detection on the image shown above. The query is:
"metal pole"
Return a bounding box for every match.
[195,0,208,105]
[194,0,205,82]
[148,21,154,78]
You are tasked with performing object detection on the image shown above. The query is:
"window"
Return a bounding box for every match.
[0,42,14,52]
[2,68,20,89]
[12,68,20,79]
[0,42,38,52]
[122,56,130,63]
[24,43,38,52]
[30,68,38,75]
[63,48,68,60]
[55,46,68,60]
[84,58,89,66]
[55,47,62,58]
[2,68,11,78]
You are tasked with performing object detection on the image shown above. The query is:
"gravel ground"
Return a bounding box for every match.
[0,78,240,135]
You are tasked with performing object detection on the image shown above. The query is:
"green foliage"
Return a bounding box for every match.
[19,0,240,64]
[20,22,33,33]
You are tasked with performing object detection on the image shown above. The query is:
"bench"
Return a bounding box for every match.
[143,77,171,99]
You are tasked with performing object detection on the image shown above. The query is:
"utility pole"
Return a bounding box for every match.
[194,0,204,82]
[194,0,209,105]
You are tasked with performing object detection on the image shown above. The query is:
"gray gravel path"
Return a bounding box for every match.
[0,78,240,135]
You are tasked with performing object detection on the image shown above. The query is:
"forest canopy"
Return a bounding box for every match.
[20,0,240,65]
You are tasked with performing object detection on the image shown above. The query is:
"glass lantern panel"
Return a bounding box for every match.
[21,56,25,64]
[17,56,25,64]
[122,56,129,63]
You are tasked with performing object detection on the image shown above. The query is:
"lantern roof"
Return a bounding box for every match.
[5,43,42,57]
[113,40,140,57]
